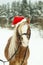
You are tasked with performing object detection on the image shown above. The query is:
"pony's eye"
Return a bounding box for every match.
[21,37,23,40]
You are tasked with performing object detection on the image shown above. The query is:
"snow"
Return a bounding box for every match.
[0,28,13,65]
[28,28,43,65]
[0,27,43,65]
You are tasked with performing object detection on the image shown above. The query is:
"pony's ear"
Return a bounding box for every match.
[27,18,30,24]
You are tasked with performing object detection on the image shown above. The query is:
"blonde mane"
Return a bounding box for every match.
[8,27,17,58]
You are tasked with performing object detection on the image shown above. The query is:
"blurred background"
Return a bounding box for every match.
[0,0,43,65]
[0,0,43,37]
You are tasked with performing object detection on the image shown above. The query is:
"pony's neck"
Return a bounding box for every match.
[8,27,17,58]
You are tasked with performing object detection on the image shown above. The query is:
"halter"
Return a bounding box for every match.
[21,33,30,36]
[0,33,29,65]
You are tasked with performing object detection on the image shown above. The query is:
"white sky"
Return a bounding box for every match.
[0,0,43,5]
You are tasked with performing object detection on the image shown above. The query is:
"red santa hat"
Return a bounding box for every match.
[11,16,27,27]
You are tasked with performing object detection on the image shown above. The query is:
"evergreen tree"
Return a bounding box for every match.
[11,1,17,16]
[16,2,21,15]
[29,0,34,18]
[5,3,11,27]
[20,0,28,17]
[0,5,2,16]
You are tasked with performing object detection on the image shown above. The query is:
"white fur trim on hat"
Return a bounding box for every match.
[16,18,27,27]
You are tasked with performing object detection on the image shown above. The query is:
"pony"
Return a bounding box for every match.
[4,18,31,65]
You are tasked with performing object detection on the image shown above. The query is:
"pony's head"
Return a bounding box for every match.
[16,18,31,47]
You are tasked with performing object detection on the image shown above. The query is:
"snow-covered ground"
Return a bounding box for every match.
[0,27,43,65]
[28,27,43,65]
[0,27,13,65]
